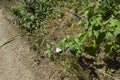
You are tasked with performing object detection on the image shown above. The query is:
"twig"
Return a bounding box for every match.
[40,38,46,47]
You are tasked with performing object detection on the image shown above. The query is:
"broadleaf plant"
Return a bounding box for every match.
[55,0,120,57]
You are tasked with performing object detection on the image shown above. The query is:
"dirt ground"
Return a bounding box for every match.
[0,8,36,80]
[0,8,66,80]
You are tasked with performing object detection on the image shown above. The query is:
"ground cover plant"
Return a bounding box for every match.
[12,0,54,32]
[50,0,120,57]
[4,0,120,79]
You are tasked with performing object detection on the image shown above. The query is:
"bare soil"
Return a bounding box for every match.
[0,8,36,80]
[0,8,66,80]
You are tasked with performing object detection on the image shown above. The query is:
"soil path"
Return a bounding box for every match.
[0,8,37,80]
[0,8,64,80]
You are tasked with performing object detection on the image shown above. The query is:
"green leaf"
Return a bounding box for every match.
[90,14,102,25]
[105,32,115,41]
[93,40,97,48]
[48,51,51,58]
[94,30,99,38]
[78,33,88,45]
[74,38,79,44]
[66,35,70,40]
[45,50,51,58]
[46,43,51,49]
[114,26,120,37]
[88,27,93,37]
[109,18,119,27]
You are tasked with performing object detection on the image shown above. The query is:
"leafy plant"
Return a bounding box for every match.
[12,0,53,32]
[81,0,120,56]
[53,0,120,57]
[45,43,51,58]
[106,68,115,74]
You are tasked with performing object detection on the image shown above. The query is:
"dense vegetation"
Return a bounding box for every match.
[55,0,120,58]
[12,0,120,56]
[4,0,120,79]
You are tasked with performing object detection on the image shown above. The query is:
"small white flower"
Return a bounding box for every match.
[55,47,62,53]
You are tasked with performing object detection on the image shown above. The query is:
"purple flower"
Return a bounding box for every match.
[65,46,72,53]
[72,13,81,20]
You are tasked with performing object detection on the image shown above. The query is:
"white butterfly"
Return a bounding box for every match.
[55,47,62,53]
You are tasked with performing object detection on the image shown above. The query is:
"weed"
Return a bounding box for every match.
[12,0,53,32]
[0,35,20,48]
[106,68,115,74]
[51,0,120,58]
